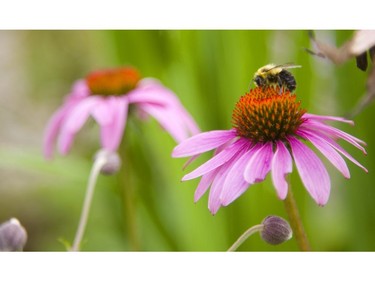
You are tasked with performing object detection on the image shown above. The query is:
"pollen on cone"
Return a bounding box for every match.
[232,86,306,143]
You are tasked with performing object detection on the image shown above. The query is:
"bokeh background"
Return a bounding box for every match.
[0,30,373,251]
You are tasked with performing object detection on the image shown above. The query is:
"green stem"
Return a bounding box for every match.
[70,155,106,251]
[283,187,311,251]
[227,224,264,251]
[122,179,140,250]
[119,144,140,251]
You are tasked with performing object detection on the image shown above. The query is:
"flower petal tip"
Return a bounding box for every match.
[171,149,179,158]
[316,197,329,207]
[219,198,228,206]
[208,206,219,215]
[43,150,53,160]
[278,193,288,201]
[181,175,191,181]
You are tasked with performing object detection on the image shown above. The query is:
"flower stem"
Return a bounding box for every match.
[70,155,107,251]
[227,224,264,251]
[119,142,141,251]
[283,187,311,251]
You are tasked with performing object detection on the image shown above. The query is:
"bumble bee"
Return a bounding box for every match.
[253,63,301,92]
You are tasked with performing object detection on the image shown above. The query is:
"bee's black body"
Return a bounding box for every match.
[253,63,300,93]
[278,69,297,92]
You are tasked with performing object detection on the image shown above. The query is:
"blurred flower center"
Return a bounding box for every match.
[86,67,141,96]
[232,87,306,143]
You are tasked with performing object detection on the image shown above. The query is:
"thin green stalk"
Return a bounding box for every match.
[70,155,106,251]
[227,224,264,251]
[119,143,140,251]
[283,187,311,251]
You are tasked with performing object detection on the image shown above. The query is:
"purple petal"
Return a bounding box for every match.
[57,97,101,155]
[61,96,100,134]
[182,140,247,181]
[91,99,113,126]
[130,78,199,139]
[68,80,91,99]
[175,103,201,136]
[57,131,75,156]
[99,97,129,152]
[244,142,273,184]
[181,133,238,170]
[288,137,330,206]
[43,106,70,159]
[140,103,193,143]
[299,128,368,173]
[194,169,218,202]
[208,161,234,215]
[271,141,293,200]
[43,85,88,158]
[132,78,202,142]
[127,78,200,142]
[172,129,237,158]
[298,129,350,178]
[303,113,354,125]
[220,144,260,206]
[301,120,367,153]
[127,78,179,106]
[183,154,201,170]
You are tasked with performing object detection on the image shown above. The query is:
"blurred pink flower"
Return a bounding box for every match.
[44,67,200,158]
[172,87,367,214]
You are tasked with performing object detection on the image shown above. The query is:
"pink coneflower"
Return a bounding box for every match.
[172,87,367,214]
[43,67,200,158]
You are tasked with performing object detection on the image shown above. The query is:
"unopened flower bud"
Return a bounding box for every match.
[94,150,121,175]
[0,218,27,251]
[260,215,292,245]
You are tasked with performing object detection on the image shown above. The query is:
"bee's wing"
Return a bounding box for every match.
[266,63,302,72]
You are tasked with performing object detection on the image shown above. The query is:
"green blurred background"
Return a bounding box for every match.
[0,30,373,251]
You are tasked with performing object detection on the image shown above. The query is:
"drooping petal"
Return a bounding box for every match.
[271,141,293,200]
[297,129,350,178]
[288,137,330,206]
[194,169,218,202]
[57,130,76,156]
[244,142,273,184]
[43,82,92,158]
[220,144,260,206]
[68,80,91,99]
[182,139,247,181]
[183,154,201,170]
[140,103,193,143]
[127,78,180,106]
[208,160,234,215]
[61,96,100,134]
[91,98,114,126]
[175,103,201,136]
[303,113,354,125]
[57,96,101,155]
[172,129,237,158]
[99,97,129,152]
[302,128,368,173]
[129,78,201,138]
[43,106,70,159]
[181,135,238,170]
[301,120,367,153]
